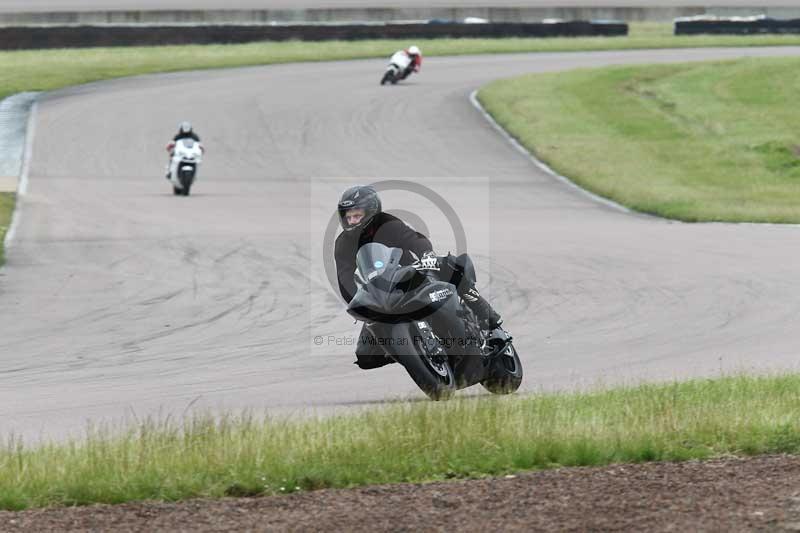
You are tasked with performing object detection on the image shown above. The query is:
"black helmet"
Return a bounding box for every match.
[338,185,382,232]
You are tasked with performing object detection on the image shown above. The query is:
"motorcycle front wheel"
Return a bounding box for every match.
[179,171,194,196]
[388,322,456,401]
[480,343,523,395]
[402,348,456,401]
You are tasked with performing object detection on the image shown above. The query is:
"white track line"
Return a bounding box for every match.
[4,100,38,249]
[469,89,635,216]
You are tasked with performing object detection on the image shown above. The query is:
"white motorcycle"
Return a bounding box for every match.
[167,138,203,196]
[380,51,413,86]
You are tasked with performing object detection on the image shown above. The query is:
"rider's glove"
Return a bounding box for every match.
[414,251,440,272]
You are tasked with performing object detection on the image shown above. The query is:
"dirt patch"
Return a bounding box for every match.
[2,455,800,532]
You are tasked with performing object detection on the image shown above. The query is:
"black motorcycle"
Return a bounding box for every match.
[347,243,523,400]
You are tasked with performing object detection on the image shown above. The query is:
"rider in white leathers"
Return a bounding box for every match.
[165,121,204,180]
[389,45,423,81]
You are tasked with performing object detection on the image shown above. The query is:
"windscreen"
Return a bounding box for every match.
[355,243,403,286]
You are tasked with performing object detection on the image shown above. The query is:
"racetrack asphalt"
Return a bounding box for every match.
[2,47,800,442]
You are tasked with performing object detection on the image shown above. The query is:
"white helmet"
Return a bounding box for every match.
[408,45,421,56]
[179,121,193,134]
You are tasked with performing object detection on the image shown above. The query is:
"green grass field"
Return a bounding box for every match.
[479,56,800,223]
[0,193,13,264]
[2,374,799,510]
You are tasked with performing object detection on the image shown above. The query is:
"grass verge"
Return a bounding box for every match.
[479,56,800,223]
[2,374,799,510]
[0,193,13,264]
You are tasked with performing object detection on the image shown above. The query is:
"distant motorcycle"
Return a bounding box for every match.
[167,138,203,196]
[347,243,523,400]
[380,51,414,86]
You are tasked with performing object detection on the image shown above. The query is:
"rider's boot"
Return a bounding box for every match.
[462,286,503,331]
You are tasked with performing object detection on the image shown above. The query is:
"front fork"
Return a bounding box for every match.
[482,328,514,367]
[415,320,447,363]
[366,320,446,364]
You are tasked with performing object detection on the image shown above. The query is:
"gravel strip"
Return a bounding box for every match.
[2,455,800,532]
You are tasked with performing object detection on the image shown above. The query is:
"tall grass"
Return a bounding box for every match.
[2,374,799,510]
[480,56,800,222]
[0,193,13,264]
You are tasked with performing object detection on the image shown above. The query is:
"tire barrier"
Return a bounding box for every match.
[0,21,628,50]
[675,15,800,35]
[0,8,691,26]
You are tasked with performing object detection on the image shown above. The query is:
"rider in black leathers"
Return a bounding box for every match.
[334,185,503,370]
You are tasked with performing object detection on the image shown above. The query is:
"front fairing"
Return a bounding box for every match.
[347,266,457,324]
[347,243,457,323]
[174,139,203,165]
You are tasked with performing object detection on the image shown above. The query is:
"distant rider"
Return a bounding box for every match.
[165,121,203,179]
[333,185,503,370]
[390,45,423,81]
